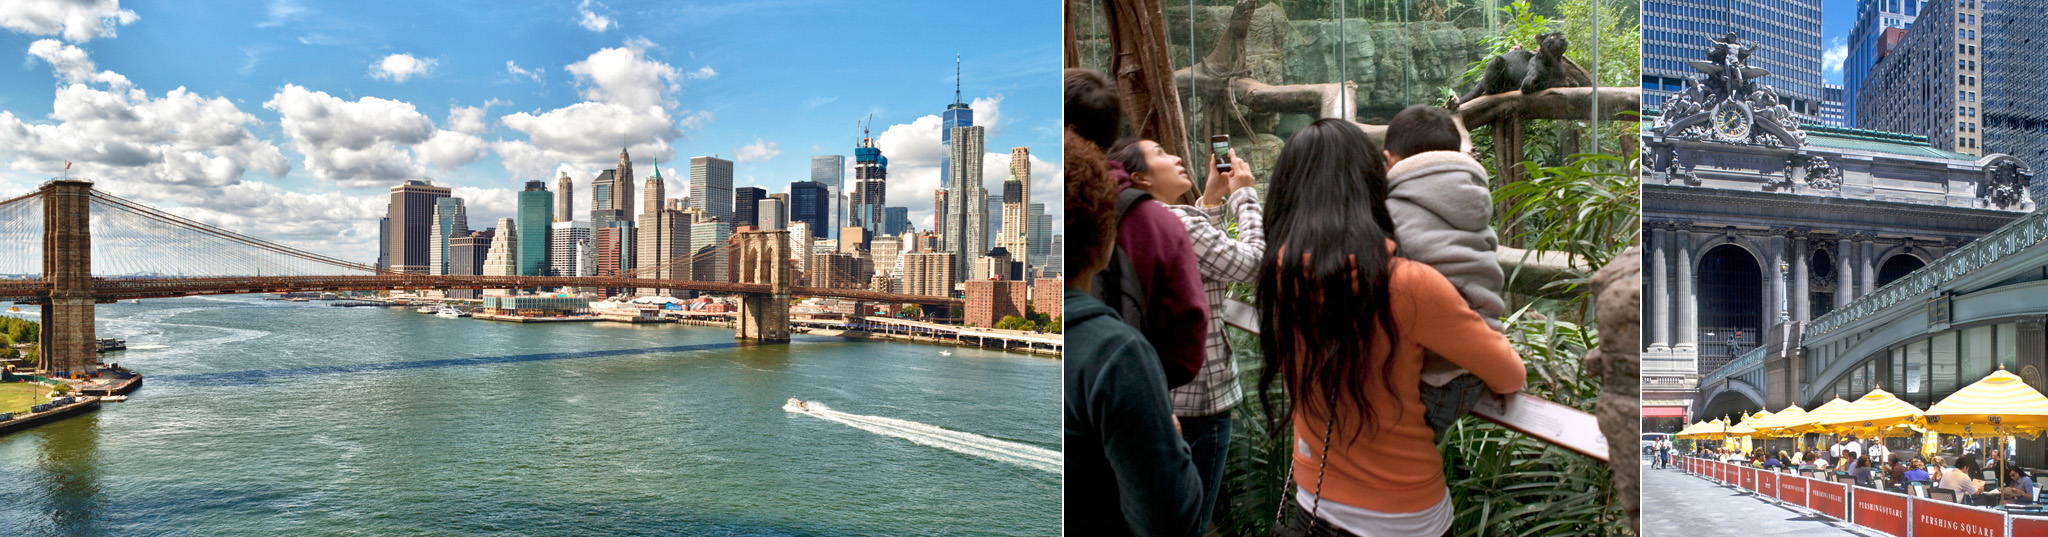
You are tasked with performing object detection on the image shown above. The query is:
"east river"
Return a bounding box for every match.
[0,295,1059,536]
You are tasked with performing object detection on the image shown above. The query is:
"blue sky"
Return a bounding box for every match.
[1820,0,1862,86]
[0,0,1062,261]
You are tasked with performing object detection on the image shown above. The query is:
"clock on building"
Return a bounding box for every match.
[1712,100,1754,143]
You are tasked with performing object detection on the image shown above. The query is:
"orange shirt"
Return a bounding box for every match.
[1289,257,1526,513]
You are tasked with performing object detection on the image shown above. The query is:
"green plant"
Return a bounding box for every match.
[1496,151,1642,301]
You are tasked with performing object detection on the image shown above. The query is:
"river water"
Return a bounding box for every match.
[0,296,1059,536]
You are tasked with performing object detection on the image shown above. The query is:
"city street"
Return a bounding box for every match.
[1641,457,1874,537]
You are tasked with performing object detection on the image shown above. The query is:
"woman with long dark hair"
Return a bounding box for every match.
[1257,118,1525,536]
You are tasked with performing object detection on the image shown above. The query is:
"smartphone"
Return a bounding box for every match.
[1210,134,1231,173]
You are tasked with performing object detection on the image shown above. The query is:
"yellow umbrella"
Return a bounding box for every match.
[1725,409,1770,437]
[1689,418,1730,439]
[1674,421,1703,438]
[1744,405,1808,437]
[1818,387,1924,437]
[1924,368,2048,438]
[1773,397,1853,435]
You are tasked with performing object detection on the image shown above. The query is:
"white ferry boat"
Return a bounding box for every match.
[435,307,469,318]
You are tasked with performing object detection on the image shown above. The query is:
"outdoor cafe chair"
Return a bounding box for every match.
[1907,480,1931,498]
[1929,486,1960,503]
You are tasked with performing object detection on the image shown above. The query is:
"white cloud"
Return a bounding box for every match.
[684,66,716,80]
[1823,37,1847,83]
[27,39,129,88]
[418,129,488,170]
[371,53,437,83]
[506,60,546,85]
[257,0,308,28]
[803,96,837,110]
[735,137,780,163]
[494,101,682,179]
[263,84,434,187]
[0,0,138,43]
[445,98,506,135]
[577,0,614,32]
[566,41,687,109]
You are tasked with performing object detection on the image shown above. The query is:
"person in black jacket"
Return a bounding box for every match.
[1064,127,1203,536]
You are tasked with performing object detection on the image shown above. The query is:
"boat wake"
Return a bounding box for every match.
[785,400,1060,474]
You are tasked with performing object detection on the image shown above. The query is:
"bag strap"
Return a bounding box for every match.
[1276,386,1340,534]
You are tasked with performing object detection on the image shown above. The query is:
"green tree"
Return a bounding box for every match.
[902,304,923,318]
[1046,317,1062,334]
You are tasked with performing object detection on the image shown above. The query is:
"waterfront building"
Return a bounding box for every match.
[594,225,633,297]
[901,251,957,298]
[941,54,972,189]
[1641,0,1824,122]
[481,218,518,296]
[387,180,452,274]
[1642,37,2037,422]
[999,148,1031,272]
[549,222,590,279]
[942,125,988,284]
[1032,278,1062,319]
[934,190,949,242]
[810,251,862,289]
[790,181,830,239]
[638,168,692,297]
[691,220,731,284]
[1045,234,1063,278]
[964,279,1026,328]
[882,206,910,236]
[788,221,813,273]
[758,197,788,231]
[810,155,846,239]
[734,186,766,228]
[555,171,574,222]
[1028,203,1049,270]
[870,236,902,276]
[447,230,492,299]
[690,156,734,223]
[428,197,468,276]
[1845,0,1924,124]
[852,136,887,233]
[481,296,590,316]
[518,180,552,276]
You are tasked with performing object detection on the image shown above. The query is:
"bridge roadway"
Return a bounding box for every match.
[0,275,962,307]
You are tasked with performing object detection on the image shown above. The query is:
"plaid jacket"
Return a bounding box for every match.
[1163,186,1262,417]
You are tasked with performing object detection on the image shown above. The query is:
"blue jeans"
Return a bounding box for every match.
[1178,411,1232,537]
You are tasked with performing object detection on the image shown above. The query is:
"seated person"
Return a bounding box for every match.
[1904,459,1931,483]
[2002,468,2038,504]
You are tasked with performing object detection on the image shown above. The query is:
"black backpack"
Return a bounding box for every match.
[1089,188,1153,331]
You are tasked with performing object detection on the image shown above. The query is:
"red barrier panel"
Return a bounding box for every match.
[1909,497,2005,537]
[1778,475,1808,508]
[1851,489,1908,537]
[1809,480,1850,520]
[2014,515,2048,536]
[1744,467,1757,491]
[1758,469,1777,499]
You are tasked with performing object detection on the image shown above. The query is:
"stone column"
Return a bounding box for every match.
[1837,236,1855,306]
[1858,235,1877,296]
[40,180,95,376]
[1649,223,1670,351]
[1792,231,1810,323]
[1676,224,1698,351]
[1768,230,1788,324]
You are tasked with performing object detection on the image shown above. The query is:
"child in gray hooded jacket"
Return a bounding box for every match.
[1382,105,1508,439]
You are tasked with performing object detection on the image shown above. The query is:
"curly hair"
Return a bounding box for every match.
[1066,127,1118,275]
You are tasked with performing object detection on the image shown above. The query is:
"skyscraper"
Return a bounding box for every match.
[590,168,619,230]
[734,186,767,228]
[1027,202,1050,271]
[555,171,574,223]
[1642,0,1825,122]
[690,156,735,224]
[1045,234,1064,278]
[998,147,1031,272]
[549,222,589,278]
[934,190,949,241]
[481,217,518,295]
[940,54,973,190]
[691,220,731,283]
[387,180,452,274]
[1845,0,1925,124]
[613,148,635,226]
[790,181,830,239]
[758,196,788,231]
[428,197,468,276]
[810,155,846,238]
[852,135,887,233]
[986,193,1002,250]
[1856,0,1980,156]
[517,180,552,276]
[637,166,691,297]
[882,206,911,236]
[942,125,988,283]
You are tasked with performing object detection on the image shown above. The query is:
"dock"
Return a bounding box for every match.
[0,395,101,436]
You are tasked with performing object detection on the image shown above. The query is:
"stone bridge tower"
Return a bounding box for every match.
[41,180,96,375]
[734,229,791,342]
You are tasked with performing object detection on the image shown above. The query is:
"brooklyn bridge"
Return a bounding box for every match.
[0,180,962,376]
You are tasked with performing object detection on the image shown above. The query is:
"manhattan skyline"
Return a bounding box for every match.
[0,0,1062,264]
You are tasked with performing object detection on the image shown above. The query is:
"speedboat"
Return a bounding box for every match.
[940,350,953,356]
[784,398,817,413]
